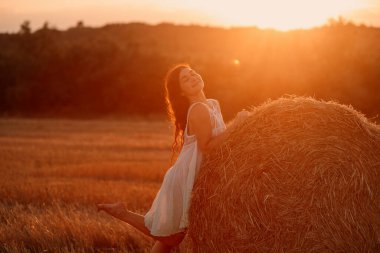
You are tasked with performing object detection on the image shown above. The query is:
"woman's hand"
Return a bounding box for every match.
[233,109,251,126]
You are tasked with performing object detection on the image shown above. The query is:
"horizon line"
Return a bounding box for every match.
[2,17,379,34]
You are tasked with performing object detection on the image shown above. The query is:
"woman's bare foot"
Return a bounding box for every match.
[97,202,127,218]
[97,202,187,247]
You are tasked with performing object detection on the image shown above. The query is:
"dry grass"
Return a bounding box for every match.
[0,117,174,253]
[188,96,380,253]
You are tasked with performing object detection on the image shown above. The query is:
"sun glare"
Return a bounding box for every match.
[181,0,366,30]
[0,0,377,32]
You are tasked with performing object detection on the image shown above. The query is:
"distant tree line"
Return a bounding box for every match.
[0,19,379,120]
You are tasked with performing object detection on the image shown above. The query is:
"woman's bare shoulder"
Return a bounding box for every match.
[188,103,210,122]
[188,103,212,136]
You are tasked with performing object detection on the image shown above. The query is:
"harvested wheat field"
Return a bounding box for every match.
[0,118,177,253]
[186,96,380,253]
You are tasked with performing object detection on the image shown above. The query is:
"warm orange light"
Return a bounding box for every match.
[181,0,368,30]
[233,59,240,65]
[0,0,376,32]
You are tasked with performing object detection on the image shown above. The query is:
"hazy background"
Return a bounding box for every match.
[1,0,380,32]
[0,0,379,120]
[1,20,379,120]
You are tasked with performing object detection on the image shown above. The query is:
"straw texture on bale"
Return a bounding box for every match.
[186,96,380,253]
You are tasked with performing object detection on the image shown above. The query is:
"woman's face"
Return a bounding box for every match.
[179,67,204,97]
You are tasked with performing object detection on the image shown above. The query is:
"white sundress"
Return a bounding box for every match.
[144,98,227,236]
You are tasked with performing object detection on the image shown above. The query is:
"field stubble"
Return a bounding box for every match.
[0,118,174,253]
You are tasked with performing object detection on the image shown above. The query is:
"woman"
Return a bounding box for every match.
[97,64,250,253]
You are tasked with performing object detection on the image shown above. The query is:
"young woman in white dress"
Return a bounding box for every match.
[97,64,250,253]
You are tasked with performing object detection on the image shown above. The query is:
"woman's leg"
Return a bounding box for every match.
[97,202,186,247]
[151,241,172,253]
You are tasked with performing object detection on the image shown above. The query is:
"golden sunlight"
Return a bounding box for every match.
[1,0,378,32]
[181,0,367,30]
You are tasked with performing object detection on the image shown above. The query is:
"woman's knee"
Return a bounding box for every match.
[151,241,171,253]
[166,230,187,247]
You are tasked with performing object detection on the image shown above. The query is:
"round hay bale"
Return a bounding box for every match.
[187,96,380,253]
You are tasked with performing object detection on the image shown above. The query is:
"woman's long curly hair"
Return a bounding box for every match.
[164,63,191,162]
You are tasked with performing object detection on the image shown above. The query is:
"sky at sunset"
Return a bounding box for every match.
[1,0,380,32]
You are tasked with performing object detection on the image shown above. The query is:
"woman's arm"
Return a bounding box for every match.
[188,104,249,154]
[198,125,232,153]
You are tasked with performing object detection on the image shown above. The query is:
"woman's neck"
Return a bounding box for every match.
[188,91,207,104]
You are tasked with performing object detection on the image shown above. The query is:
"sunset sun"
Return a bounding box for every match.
[181,0,368,30]
[0,0,378,32]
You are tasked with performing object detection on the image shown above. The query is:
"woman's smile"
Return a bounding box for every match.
[191,79,199,87]
[179,67,205,96]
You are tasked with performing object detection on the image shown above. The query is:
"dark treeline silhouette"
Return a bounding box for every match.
[0,19,379,120]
